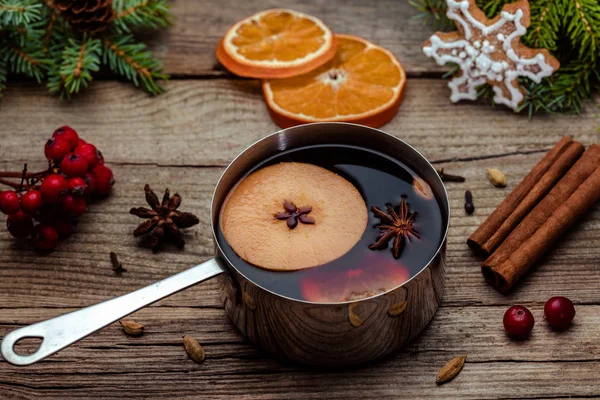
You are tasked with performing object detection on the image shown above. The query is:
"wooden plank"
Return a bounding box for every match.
[149,0,445,76]
[0,80,597,167]
[0,159,597,310]
[1,305,599,399]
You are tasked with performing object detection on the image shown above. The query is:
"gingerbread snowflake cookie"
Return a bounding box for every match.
[422,0,559,111]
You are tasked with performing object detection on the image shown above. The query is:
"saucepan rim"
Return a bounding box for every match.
[210,122,450,305]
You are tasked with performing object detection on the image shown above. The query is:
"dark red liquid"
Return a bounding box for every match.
[216,144,444,302]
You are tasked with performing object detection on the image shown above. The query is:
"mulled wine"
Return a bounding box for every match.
[217,144,444,302]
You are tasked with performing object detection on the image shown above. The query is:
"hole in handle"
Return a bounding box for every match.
[13,336,43,356]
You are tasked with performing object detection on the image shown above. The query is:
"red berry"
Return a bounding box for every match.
[40,174,68,203]
[60,195,74,213]
[52,126,79,150]
[35,204,58,224]
[70,197,86,216]
[82,172,97,196]
[67,177,87,196]
[92,165,114,197]
[60,153,89,177]
[44,137,71,163]
[74,143,100,169]
[20,190,43,216]
[503,305,535,339]
[6,211,33,239]
[32,224,59,250]
[77,138,87,147]
[544,296,576,330]
[53,219,74,237]
[0,190,20,215]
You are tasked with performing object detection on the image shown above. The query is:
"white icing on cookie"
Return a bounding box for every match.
[422,0,558,110]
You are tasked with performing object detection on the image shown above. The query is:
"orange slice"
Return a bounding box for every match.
[263,34,406,128]
[220,162,368,271]
[216,9,336,79]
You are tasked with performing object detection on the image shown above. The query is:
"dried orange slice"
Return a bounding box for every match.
[216,9,336,79]
[263,34,406,128]
[220,162,368,271]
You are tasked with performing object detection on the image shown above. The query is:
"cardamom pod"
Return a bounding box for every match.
[388,301,408,317]
[119,320,144,337]
[487,168,507,187]
[436,355,467,384]
[243,291,257,310]
[348,303,363,327]
[183,335,205,364]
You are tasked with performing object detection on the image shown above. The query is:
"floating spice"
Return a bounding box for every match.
[369,196,419,259]
[274,200,315,229]
[436,355,466,384]
[119,320,144,337]
[348,303,364,327]
[183,335,205,364]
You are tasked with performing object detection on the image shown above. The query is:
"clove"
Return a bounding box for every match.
[110,252,127,273]
[464,190,475,215]
[437,168,466,183]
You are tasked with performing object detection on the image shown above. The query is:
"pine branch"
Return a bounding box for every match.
[409,0,454,31]
[48,35,101,97]
[523,0,559,51]
[0,54,7,97]
[102,35,168,95]
[475,0,516,18]
[564,0,600,61]
[0,41,50,82]
[111,0,171,33]
[0,0,42,27]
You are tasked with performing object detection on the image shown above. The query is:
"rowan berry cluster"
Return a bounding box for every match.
[0,126,114,250]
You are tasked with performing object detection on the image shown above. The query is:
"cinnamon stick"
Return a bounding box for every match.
[468,137,584,256]
[482,145,600,292]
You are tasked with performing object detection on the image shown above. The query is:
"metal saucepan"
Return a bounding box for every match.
[1,123,449,367]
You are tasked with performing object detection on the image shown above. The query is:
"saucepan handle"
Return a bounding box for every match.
[1,258,226,366]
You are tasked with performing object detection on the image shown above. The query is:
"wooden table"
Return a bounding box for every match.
[1,1,598,398]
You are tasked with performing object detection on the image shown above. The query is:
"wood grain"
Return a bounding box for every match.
[0,80,597,167]
[1,0,599,395]
[147,0,444,77]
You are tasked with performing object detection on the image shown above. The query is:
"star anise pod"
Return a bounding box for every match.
[274,200,315,229]
[130,184,199,252]
[369,196,419,259]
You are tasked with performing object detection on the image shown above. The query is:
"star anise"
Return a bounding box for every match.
[130,184,199,252]
[369,196,419,259]
[274,200,315,229]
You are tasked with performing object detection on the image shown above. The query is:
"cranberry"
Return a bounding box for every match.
[6,211,33,239]
[0,190,21,215]
[20,190,43,215]
[67,177,87,196]
[52,126,79,150]
[44,137,71,163]
[32,224,59,250]
[60,153,89,177]
[503,305,535,339]
[77,138,87,147]
[53,219,74,237]
[92,165,114,197]
[40,174,68,203]
[544,296,576,330]
[74,143,100,169]
[82,172,97,196]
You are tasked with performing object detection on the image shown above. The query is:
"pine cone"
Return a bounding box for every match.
[55,0,114,34]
